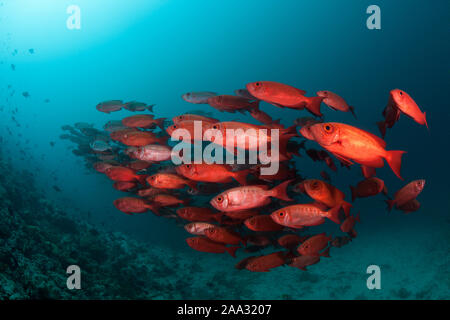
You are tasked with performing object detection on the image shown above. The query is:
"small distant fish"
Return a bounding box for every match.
[182,92,217,104]
[22,92,30,98]
[53,185,62,192]
[96,100,123,113]
[123,101,155,112]
[316,90,356,119]
[90,140,112,152]
[29,48,35,54]
[11,64,15,71]
[49,141,55,147]
[44,98,50,103]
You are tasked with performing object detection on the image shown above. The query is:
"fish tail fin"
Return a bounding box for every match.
[385,199,395,212]
[147,104,155,112]
[232,169,250,185]
[155,118,166,130]
[385,150,406,180]
[350,185,356,202]
[376,121,386,138]
[342,201,352,217]
[307,96,324,117]
[225,246,240,258]
[424,112,429,130]
[136,174,148,186]
[349,105,357,119]
[327,205,341,224]
[270,179,293,201]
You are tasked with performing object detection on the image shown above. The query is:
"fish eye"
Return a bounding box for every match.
[212,125,218,129]
[186,164,191,169]
[323,124,333,133]
[173,125,177,129]
[399,91,403,96]
[216,196,223,203]
[278,212,284,217]
[186,93,190,97]
[255,82,261,87]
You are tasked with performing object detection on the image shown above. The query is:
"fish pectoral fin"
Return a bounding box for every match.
[331,152,353,166]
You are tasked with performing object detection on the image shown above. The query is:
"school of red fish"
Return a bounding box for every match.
[88,81,427,272]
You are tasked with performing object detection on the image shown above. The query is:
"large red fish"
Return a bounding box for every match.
[308,122,406,179]
[186,237,239,257]
[176,163,249,185]
[246,81,323,116]
[184,222,216,236]
[289,255,320,271]
[210,180,292,212]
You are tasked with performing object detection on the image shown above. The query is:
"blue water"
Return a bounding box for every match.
[0,0,449,299]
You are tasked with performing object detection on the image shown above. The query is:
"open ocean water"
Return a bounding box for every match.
[0,0,449,300]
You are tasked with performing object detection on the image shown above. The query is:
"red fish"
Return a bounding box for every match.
[223,209,259,220]
[316,90,356,119]
[386,179,425,211]
[207,95,259,113]
[244,251,289,272]
[244,215,284,232]
[289,255,320,271]
[277,234,307,249]
[390,89,428,129]
[127,160,152,171]
[120,131,168,147]
[204,226,246,245]
[176,163,249,185]
[149,194,187,207]
[308,122,406,179]
[186,237,239,257]
[377,96,400,138]
[176,207,223,222]
[113,181,137,191]
[126,144,172,162]
[172,114,219,124]
[301,179,352,216]
[210,180,292,212]
[246,81,323,116]
[113,197,156,215]
[297,233,331,257]
[93,162,114,173]
[350,177,387,201]
[104,166,147,185]
[122,114,166,130]
[340,213,360,233]
[271,203,341,228]
[146,173,196,190]
[166,120,215,143]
